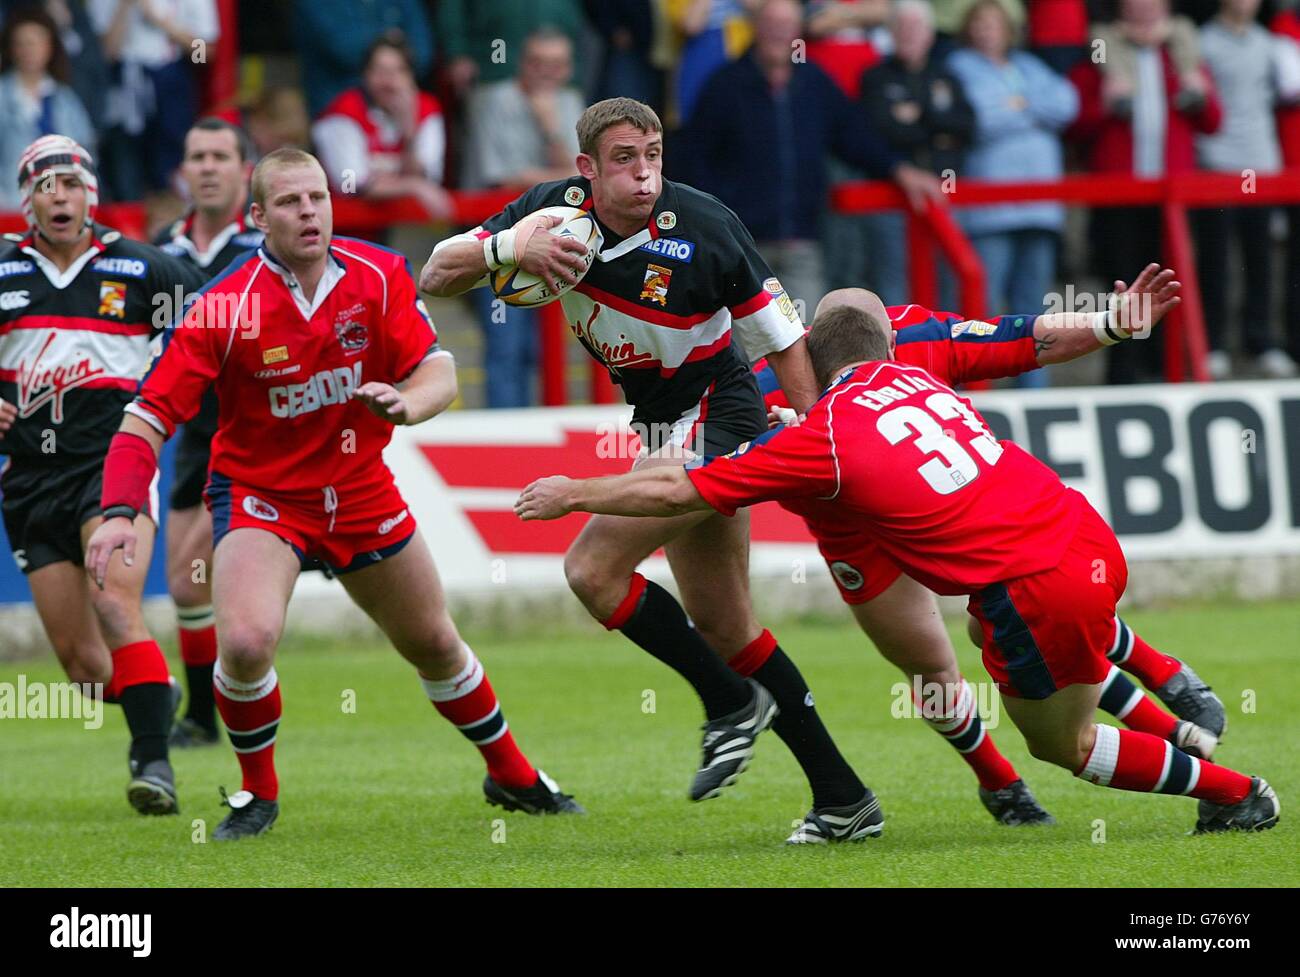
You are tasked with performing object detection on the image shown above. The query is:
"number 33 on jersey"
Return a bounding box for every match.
[689,361,1084,597]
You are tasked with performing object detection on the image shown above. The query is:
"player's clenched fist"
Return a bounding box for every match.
[85,516,138,589]
[515,475,576,521]
[514,214,591,292]
[354,381,410,424]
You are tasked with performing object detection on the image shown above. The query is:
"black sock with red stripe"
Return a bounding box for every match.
[604,574,751,720]
[107,640,173,768]
[730,630,866,808]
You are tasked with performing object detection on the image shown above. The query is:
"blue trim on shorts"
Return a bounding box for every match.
[332,527,415,575]
[207,471,233,549]
[978,583,1057,699]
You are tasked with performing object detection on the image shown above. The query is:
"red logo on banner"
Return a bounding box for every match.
[418,429,812,554]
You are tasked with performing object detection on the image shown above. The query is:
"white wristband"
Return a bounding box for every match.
[1093,305,1132,346]
[483,228,518,271]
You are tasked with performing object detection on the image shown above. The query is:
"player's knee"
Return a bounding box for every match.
[89,588,142,645]
[167,566,208,606]
[217,622,279,673]
[563,549,616,611]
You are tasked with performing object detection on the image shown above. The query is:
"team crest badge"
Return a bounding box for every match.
[242,495,280,521]
[763,277,798,322]
[262,345,290,365]
[335,320,370,354]
[564,186,585,206]
[830,561,865,592]
[641,264,672,306]
[98,281,126,319]
[656,211,677,230]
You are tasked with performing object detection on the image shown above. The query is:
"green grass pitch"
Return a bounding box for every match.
[1,600,1295,887]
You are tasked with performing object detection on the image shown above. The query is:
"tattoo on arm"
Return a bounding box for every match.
[1034,334,1058,357]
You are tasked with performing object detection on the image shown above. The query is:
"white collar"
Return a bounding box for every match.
[21,237,105,290]
[172,215,254,269]
[259,246,346,320]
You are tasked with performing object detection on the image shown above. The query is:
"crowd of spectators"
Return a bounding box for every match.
[3,0,1300,403]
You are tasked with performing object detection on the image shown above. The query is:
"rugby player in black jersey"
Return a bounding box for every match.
[0,135,205,815]
[422,98,881,841]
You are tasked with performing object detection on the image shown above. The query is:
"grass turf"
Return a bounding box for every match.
[0,600,1295,887]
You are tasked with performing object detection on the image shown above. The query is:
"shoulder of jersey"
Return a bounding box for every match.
[331,235,408,272]
[669,180,738,224]
[529,176,588,209]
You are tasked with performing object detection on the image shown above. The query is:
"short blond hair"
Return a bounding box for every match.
[251,147,324,206]
[576,97,662,158]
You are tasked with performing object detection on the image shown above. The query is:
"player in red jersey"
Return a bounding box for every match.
[745,276,1226,828]
[516,306,1280,836]
[86,148,582,840]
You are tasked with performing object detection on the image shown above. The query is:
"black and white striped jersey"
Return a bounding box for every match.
[0,225,206,465]
[447,177,805,426]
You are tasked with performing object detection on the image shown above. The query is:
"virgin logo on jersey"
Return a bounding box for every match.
[15,332,105,422]
[571,302,655,370]
[267,362,363,419]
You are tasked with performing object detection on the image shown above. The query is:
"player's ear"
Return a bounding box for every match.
[576,153,597,181]
[888,331,897,360]
[250,202,268,232]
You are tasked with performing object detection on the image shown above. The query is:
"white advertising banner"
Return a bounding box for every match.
[291,380,1300,599]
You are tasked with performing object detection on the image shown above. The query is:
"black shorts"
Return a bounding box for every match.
[171,388,218,510]
[0,457,157,574]
[171,422,213,510]
[634,371,767,459]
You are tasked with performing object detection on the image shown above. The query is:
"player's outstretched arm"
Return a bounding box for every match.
[1032,263,1180,366]
[355,353,458,426]
[516,468,712,521]
[420,213,589,297]
[85,414,166,589]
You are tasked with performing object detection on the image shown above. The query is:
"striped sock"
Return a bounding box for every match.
[108,640,173,767]
[213,662,281,801]
[916,678,1018,791]
[177,604,218,730]
[1108,617,1182,690]
[1076,724,1251,804]
[1097,665,1177,739]
[421,645,537,790]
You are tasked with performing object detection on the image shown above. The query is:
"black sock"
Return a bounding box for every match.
[119,682,173,767]
[750,647,865,808]
[184,663,217,730]
[618,580,751,719]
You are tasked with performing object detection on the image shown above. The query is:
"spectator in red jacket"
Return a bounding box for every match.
[311,32,453,222]
[1069,0,1222,383]
[1028,0,1090,75]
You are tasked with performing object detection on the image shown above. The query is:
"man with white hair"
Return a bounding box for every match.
[0,134,205,815]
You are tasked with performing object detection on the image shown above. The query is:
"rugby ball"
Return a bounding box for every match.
[491,205,602,307]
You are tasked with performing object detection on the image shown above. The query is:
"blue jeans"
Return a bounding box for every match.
[972,229,1059,388]
[469,288,539,408]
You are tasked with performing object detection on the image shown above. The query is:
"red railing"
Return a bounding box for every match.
[10,169,1300,402]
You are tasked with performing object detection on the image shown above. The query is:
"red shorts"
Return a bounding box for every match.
[968,502,1127,699]
[817,532,903,605]
[205,470,417,574]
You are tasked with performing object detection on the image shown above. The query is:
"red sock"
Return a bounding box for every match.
[177,604,218,666]
[421,646,537,789]
[1077,724,1251,804]
[1109,618,1181,690]
[916,678,1018,791]
[213,662,281,801]
[727,629,778,677]
[1098,666,1177,739]
[105,639,171,699]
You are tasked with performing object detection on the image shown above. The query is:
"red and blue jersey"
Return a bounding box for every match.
[691,360,1084,596]
[754,304,1039,410]
[126,237,443,494]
